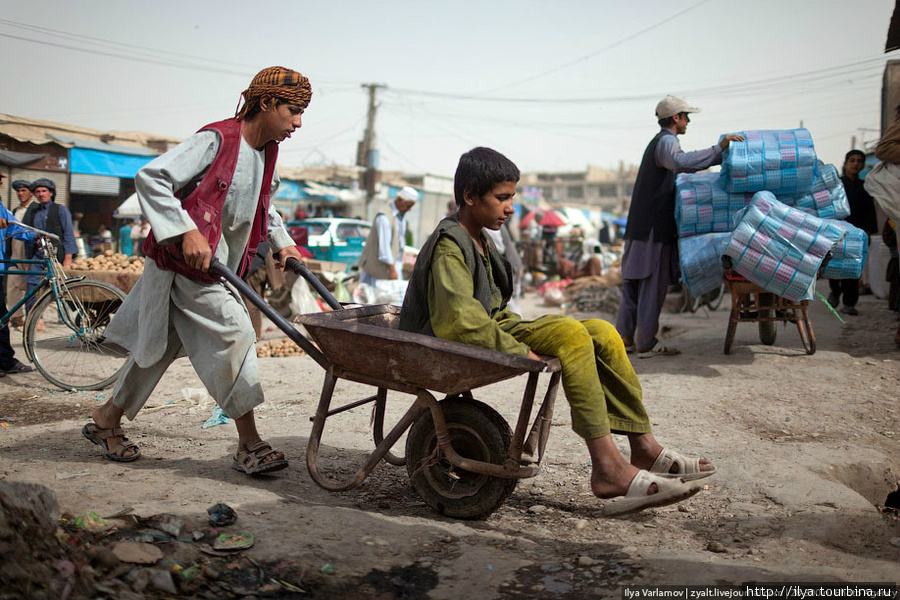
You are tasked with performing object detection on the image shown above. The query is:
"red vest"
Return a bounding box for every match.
[143,118,278,282]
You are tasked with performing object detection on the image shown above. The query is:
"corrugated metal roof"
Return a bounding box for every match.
[0,113,180,152]
[49,133,158,156]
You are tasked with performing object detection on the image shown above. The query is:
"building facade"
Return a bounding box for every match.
[519,162,639,215]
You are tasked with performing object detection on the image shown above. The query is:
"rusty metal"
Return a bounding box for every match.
[298,306,561,488]
[206,260,562,502]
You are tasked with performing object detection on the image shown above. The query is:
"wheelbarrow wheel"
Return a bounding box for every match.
[757,293,777,346]
[406,397,517,520]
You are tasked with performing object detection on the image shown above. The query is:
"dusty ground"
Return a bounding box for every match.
[1,280,899,598]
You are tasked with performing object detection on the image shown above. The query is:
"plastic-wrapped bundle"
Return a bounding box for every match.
[725,192,846,301]
[675,173,752,238]
[678,232,732,297]
[719,129,818,195]
[820,220,869,280]
[782,164,850,220]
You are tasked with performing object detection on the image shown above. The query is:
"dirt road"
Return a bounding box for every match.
[1,281,898,599]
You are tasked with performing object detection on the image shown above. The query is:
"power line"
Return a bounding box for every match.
[475,0,713,96]
[0,18,256,70]
[386,54,894,105]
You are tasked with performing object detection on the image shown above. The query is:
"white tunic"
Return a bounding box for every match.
[107,129,294,368]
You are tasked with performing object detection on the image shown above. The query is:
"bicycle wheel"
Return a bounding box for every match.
[705,283,727,311]
[25,280,129,391]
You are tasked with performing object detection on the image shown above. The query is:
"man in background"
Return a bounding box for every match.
[615,95,743,358]
[827,149,878,315]
[22,179,78,314]
[0,174,34,374]
[359,186,419,287]
[7,180,35,327]
[118,219,134,257]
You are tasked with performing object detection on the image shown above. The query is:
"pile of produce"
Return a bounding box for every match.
[256,337,305,358]
[70,251,144,273]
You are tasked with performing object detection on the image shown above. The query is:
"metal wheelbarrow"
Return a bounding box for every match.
[209,258,562,519]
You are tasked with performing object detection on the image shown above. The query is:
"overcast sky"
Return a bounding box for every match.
[1,0,897,178]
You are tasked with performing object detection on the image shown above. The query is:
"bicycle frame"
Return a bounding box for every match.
[1,227,89,364]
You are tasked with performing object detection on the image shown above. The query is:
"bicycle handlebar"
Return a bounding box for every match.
[8,221,62,244]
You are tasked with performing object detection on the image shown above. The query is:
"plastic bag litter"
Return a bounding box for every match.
[289,275,325,317]
[181,388,214,408]
[207,502,237,527]
[201,406,229,429]
[725,192,846,301]
[720,129,818,195]
[352,279,408,305]
[678,232,732,297]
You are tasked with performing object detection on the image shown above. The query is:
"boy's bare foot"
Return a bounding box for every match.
[590,458,654,499]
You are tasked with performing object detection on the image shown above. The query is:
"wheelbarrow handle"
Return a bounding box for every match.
[284,257,342,310]
[206,257,330,368]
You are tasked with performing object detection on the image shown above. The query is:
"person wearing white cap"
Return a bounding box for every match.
[359,186,419,288]
[615,96,743,358]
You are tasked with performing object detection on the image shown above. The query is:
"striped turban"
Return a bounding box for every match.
[235,66,312,120]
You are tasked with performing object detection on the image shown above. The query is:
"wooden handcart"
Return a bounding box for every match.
[721,256,816,355]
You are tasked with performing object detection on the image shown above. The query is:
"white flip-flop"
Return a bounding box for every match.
[598,470,703,518]
[650,447,716,481]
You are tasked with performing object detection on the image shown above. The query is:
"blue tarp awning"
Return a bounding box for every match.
[275,180,305,201]
[69,147,155,178]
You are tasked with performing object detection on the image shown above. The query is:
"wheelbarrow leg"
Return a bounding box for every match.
[521,370,561,465]
[373,387,407,467]
[306,371,425,492]
[507,371,540,466]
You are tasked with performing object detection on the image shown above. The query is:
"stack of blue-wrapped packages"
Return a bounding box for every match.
[675,173,752,238]
[719,129,818,195]
[678,232,732,296]
[819,220,869,280]
[676,128,866,300]
[725,192,846,301]
[781,164,851,220]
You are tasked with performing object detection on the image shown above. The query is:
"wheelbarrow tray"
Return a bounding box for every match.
[296,304,549,397]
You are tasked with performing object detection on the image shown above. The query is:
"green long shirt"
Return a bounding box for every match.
[427,237,531,357]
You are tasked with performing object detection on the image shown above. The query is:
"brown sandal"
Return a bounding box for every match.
[82,422,141,462]
[232,441,288,475]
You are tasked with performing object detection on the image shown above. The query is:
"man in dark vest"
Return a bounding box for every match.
[22,178,79,308]
[615,96,743,358]
[827,149,878,315]
[81,66,309,474]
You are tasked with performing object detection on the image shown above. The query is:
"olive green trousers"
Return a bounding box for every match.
[504,315,650,440]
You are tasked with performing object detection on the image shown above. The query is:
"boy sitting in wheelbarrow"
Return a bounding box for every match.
[400,147,714,517]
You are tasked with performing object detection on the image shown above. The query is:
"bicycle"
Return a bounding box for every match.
[680,281,728,313]
[1,223,129,390]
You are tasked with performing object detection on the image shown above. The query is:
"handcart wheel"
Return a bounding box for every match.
[705,283,727,311]
[406,397,517,520]
[757,293,777,346]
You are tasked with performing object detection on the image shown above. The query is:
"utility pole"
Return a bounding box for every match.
[358,83,386,217]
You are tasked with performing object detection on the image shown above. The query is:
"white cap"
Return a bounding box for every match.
[396,186,419,202]
[655,95,701,120]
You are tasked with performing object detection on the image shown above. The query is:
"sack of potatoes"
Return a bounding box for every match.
[71,252,145,273]
[256,337,305,358]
